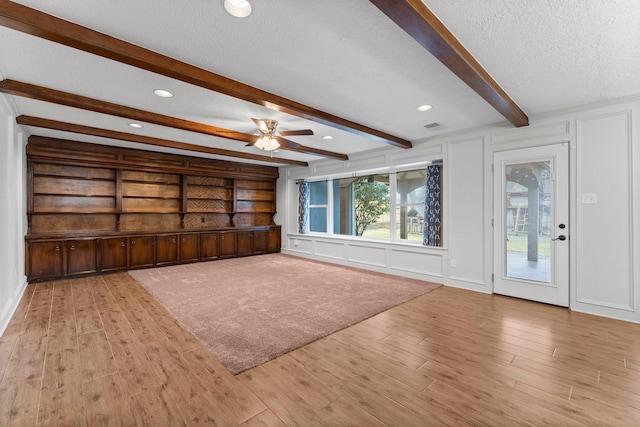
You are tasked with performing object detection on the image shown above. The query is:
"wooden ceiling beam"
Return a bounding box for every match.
[0,79,347,161]
[0,0,411,149]
[370,0,529,128]
[16,115,309,167]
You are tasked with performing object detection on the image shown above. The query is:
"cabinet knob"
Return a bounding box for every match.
[221,235,224,240]
[213,236,217,241]
[182,238,186,243]
[55,246,60,252]
[172,238,176,243]
[120,242,125,247]
[70,245,75,251]
[132,240,135,245]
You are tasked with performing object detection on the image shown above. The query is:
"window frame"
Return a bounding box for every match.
[297,161,442,247]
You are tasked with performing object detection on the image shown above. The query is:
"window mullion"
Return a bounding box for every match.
[389,172,398,241]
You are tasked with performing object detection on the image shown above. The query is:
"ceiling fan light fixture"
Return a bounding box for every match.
[322,135,334,140]
[416,104,433,111]
[254,135,279,151]
[128,123,143,128]
[224,0,252,18]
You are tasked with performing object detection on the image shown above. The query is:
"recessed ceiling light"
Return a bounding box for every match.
[128,123,143,129]
[416,104,433,111]
[224,0,252,18]
[322,135,334,140]
[153,89,173,98]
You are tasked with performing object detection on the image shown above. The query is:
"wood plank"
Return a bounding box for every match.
[239,409,287,427]
[71,278,102,335]
[0,380,41,426]
[180,346,267,424]
[38,348,86,426]
[128,388,188,426]
[315,396,387,426]
[78,330,117,383]
[82,373,137,426]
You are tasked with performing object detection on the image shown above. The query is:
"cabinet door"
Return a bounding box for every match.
[156,234,178,266]
[67,239,97,276]
[179,234,200,263]
[99,237,127,272]
[253,230,268,254]
[237,231,253,256]
[129,236,155,268]
[200,232,219,261]
[28,240,63,280]
[219,231,237,259]
[268,227,281,253]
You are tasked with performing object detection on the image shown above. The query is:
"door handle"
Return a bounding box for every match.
[552,235,567,241]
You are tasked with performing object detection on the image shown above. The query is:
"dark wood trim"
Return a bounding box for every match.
[17,115,309,167]
[369,0,529,128]
[26,136,281,180]
[0,2,412,149]
[2,80,346,160]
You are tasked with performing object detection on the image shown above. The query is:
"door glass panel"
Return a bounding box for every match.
[504,160,552,282]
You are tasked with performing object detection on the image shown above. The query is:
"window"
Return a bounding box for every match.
[396,169,427,242]
[308,181,328,233]
[299,163,442,246]
[334,174,390,239]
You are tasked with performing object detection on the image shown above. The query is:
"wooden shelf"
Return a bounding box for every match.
[26,139,280,278]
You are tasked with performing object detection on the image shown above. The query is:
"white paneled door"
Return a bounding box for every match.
[493,144,569,306]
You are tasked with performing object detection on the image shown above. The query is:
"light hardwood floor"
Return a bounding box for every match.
[1,272,639,426]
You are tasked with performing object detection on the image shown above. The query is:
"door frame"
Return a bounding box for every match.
[492,143,570,306]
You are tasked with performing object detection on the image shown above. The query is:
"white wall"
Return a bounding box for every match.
[279,96,640,324]
[0,94,28,335]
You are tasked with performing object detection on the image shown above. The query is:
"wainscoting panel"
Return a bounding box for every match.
[314,240,345,260]
[284,234,447,283]
[389,248,443,277]
[575,110,635,315]
[346,244,387,268]
[288,237,314,255]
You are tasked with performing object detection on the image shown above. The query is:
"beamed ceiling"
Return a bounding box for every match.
[0,0,638,167]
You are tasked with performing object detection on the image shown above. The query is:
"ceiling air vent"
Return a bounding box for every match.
[424,122,441,129]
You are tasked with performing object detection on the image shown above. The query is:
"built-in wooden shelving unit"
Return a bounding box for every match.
[25,136,281,281]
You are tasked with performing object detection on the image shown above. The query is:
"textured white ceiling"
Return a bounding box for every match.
[0,0,638,166]
[425,0,640,115]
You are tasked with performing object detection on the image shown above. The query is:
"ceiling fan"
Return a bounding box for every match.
[250,118,314,151]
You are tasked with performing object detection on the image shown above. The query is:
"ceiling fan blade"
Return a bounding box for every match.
[279,129,314,137]
[275,136,301,149]
[251,118,269,134]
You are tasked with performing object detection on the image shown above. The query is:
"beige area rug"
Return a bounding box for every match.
[128,253,441,374]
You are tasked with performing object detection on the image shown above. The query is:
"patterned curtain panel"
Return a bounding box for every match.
[423,164,443,246]
[298,181,310,234]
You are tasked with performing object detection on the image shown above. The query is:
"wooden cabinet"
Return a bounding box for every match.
[99,237,127,272]
[238,229,269,256]
[129,235,155,268]
[156,234,178,266]
[268,227,281,253]
[253,230,268,254]
[179,234,200,263]
[28,240,63,280]
[200,232,219,261]
[67,239,97,276]
[219,231,237,259]
[26,140,281,281]
[237,230,253,257]
[26,226,279,281]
